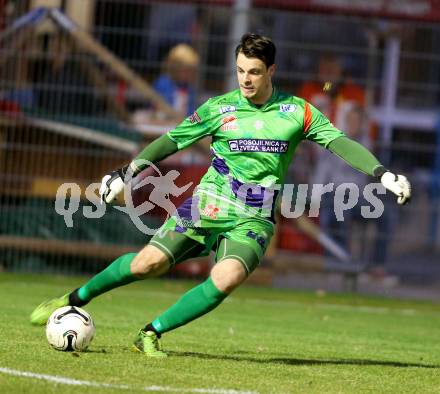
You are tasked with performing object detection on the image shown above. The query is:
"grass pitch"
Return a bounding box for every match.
[1,273,439,394]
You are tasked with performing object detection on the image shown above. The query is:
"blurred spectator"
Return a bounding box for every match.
[153,43,200,117]
[429,118,440,246]
[312,105,369,249]
[35,36,102,116]
[0,87,35,112]
[144,3,200,66]
[313,106,395,280]
[294,54,367,177]
[298,53,365,131]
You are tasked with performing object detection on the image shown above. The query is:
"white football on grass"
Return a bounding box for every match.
[46,306,95,351]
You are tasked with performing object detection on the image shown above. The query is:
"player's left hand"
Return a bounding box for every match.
[380,171,411,205]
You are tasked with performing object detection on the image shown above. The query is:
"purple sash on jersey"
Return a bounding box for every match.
[212,156,230,175]
[230,178,278,209]
[175,195,200,224]
[211,159,278,222]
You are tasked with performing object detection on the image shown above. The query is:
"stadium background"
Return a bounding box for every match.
[1,0,440,297]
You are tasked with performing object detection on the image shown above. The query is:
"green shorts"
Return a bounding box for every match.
[149,195,274,274]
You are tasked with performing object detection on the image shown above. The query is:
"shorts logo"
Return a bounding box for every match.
[246,230,266,248]
[279,104,297,113]
[175,225,188,233]
[219,105,237,114]
[188,111,201,124]
[228,139,289,153]
[220,115,238,131]
[202,204,221,219]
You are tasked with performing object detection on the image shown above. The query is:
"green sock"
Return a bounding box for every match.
[77,253,138,302]
[151,276,227,334]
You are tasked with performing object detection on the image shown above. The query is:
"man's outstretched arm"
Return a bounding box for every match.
[100,99,215,204]
[99,134,179,204]
[328,136,411,205]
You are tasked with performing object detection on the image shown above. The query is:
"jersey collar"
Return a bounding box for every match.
[239,87,279,110]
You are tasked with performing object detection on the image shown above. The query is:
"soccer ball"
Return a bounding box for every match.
[46,306,95,351]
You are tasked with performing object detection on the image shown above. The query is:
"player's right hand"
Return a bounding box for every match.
[99,167,127,204]
[380,171,411,205]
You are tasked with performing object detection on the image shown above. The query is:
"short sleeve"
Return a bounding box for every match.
[303,101,345,148]
[167,99,214,150]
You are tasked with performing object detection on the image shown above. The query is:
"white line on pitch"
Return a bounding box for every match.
[0,367,258,394]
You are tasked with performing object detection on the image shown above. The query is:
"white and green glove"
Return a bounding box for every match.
[380,171,411,205]
[99,135,178,205]
[99,166,129,204]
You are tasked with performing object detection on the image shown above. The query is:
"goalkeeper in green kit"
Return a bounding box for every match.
[30,33,411,357]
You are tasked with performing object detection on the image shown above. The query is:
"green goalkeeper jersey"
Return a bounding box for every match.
[167,88,344,222]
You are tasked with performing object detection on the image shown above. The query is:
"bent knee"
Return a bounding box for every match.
[211,258,247,294]
[131,245,170,278]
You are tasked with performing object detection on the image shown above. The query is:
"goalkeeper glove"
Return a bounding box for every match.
[380,171,411,205]
[99,165,131,204]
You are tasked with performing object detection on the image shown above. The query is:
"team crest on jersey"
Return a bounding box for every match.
[254,120,264,130]
[188,111,201,124]
[279,104,297,113]
[220,115,238,131]
[219,105,237,114]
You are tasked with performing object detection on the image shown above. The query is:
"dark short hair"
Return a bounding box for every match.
[235,33,276,68]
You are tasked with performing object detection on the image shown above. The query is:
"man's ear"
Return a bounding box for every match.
[268,64,276,77]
